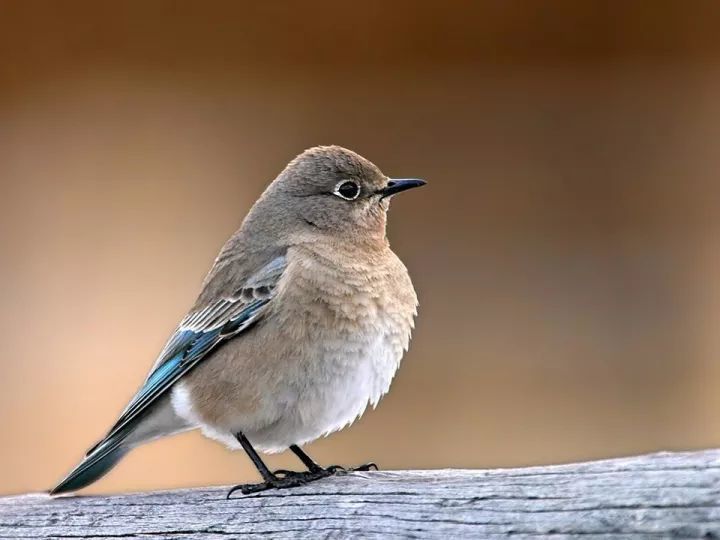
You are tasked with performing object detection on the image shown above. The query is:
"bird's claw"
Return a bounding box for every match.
[226,462,379,498]
[270,469,298,478]
[226,468,333,498]
[326,462,378,474]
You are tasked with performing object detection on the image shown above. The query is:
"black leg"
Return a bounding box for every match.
[227,434,333,498]
[227,435,381,498]
[289,444,323,472]
[235,432,275,482]
[289,444,379,474]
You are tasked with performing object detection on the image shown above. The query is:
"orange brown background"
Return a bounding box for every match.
[2,1,720,495]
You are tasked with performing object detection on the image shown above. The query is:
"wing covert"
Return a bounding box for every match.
[99,255,287,445]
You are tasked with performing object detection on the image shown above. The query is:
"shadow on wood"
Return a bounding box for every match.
[1,450,719,539]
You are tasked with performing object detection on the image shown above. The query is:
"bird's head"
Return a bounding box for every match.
[255,146,425,245]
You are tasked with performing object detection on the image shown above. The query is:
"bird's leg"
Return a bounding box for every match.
[227,433,332,498]
[289,444,379,475]
[227,432,276,497]
[227,435,380,498]
[288,444,324,472]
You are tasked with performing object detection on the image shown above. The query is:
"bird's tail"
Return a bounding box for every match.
[50,438,130,495]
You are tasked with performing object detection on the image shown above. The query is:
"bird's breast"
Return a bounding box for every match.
[276,244,417,353]
[251,245,417,447]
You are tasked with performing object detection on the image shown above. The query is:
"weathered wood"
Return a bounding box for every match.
[1,450,719,539]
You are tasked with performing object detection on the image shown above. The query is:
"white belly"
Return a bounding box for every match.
[172,324,405,453]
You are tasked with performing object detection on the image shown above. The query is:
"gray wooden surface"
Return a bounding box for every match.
[1,450,719,539]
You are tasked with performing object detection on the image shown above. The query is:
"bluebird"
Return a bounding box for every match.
[51,146,425,497]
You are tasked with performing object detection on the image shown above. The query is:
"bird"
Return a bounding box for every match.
[50,145,425,497]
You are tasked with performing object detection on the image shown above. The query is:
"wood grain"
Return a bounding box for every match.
[2,450,719,539]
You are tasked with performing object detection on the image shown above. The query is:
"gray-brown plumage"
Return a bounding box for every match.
[52,146,425,495]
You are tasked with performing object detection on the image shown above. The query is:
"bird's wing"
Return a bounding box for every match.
[97,254,287,447]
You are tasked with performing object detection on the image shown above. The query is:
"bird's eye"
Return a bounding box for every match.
[333,180,361,201]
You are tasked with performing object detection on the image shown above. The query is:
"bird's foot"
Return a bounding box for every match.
[226,468,333,498]
[325,462,379,474]
[226,463,379,498]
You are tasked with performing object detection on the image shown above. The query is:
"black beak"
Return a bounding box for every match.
[378,178,427,199]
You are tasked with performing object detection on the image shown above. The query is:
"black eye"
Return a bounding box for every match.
[334,180,361,201]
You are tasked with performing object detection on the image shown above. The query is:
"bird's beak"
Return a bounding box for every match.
[378,178,427,199]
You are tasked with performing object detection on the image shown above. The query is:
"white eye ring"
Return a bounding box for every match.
[333,180,361,201]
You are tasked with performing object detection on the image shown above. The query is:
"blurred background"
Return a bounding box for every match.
[2,1,720,495]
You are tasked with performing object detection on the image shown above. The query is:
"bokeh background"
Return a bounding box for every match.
[2,1,720,495]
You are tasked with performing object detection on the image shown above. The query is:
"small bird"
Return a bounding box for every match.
[51,145,425,497]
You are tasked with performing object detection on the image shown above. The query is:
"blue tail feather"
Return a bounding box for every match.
[50,440,129,495]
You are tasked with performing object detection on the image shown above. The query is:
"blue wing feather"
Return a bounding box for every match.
[101,297,268,443]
